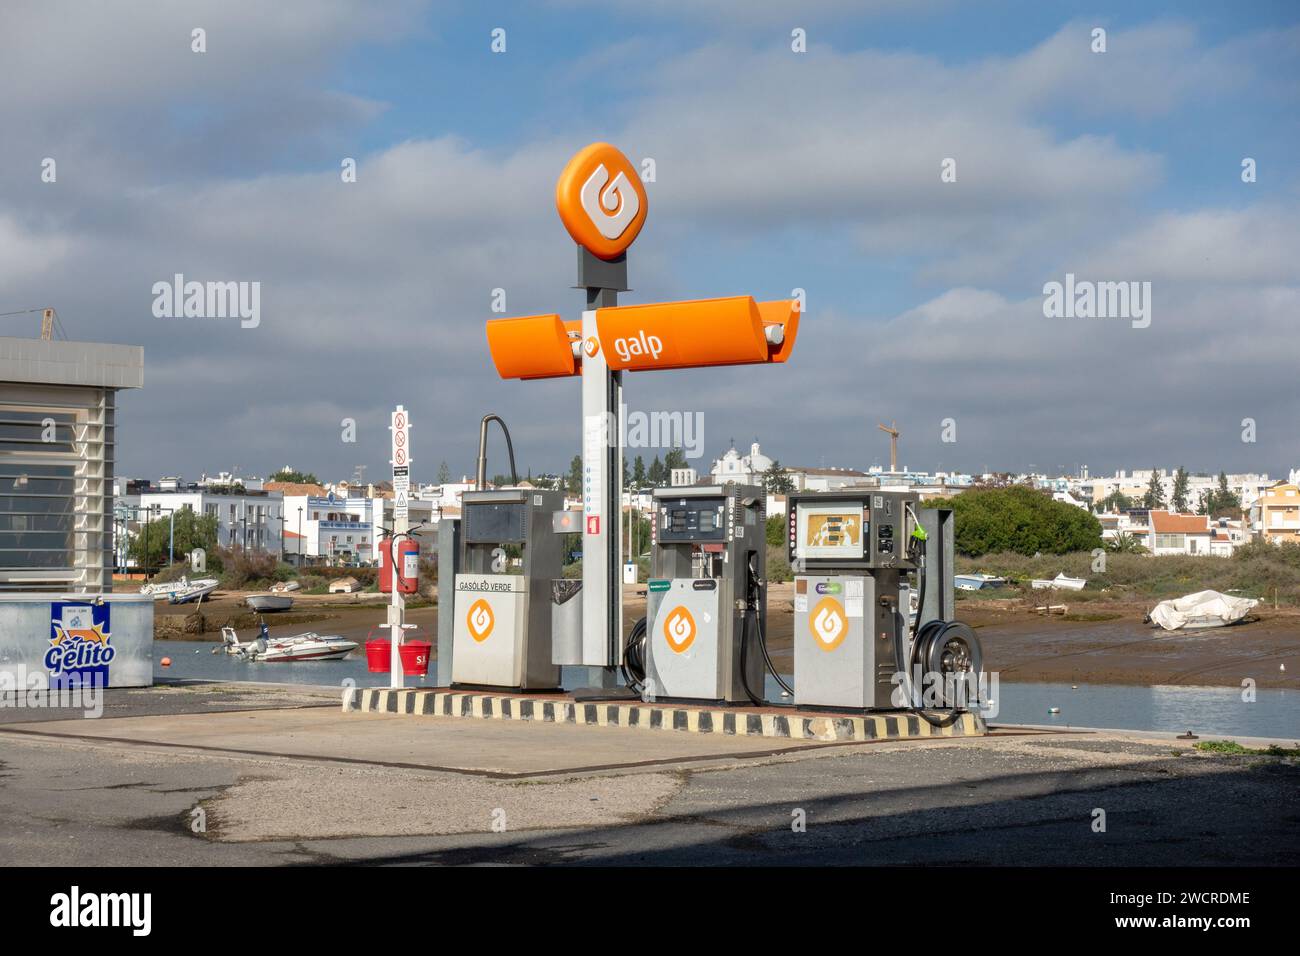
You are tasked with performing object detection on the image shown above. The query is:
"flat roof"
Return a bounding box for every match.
[0,336,144,389]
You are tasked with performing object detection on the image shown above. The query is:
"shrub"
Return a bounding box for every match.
[926,487,1103,556]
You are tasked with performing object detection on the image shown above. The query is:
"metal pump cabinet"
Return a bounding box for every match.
[789,490,925,711]
[645,484,766,704]
[451,489,565,690]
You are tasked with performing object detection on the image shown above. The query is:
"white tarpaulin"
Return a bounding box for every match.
[1149,590,1258,631]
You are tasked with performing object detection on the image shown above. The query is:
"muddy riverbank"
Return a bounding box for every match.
[143,583,1299,690]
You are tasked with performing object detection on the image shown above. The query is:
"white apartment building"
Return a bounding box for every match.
[279,493,436,565]
[117,483,284,559]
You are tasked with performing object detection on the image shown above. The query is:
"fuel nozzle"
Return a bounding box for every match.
[907,522,927,562]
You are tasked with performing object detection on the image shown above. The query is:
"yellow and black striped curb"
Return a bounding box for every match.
[343,688,986,742]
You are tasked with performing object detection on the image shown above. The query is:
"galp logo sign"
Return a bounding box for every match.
[810,597,847,651]
[467,598,495,643]
[613,330,663,364]
[556,143,647,260]
[663,606,696,654]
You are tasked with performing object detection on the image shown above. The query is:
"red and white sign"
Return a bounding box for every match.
[586,515,600,535]
[390,406,412,468]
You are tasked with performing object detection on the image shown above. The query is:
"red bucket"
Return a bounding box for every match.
[365,639,392,673]
[398,640,433,677]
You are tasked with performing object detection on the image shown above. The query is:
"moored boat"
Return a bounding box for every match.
[167,579,219,603]
[219,624,358,662]
[140,576,218,600]
[1147,590,1258,631]
[246,594,294,612]
[955,573,1008,591]
[1031,573,1086,591]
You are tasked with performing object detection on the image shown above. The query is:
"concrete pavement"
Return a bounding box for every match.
[0,684,1296,866]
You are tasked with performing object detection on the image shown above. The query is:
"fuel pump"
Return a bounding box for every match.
[450,488,566,691]
[788,491,981,719]
[641,484,768,704]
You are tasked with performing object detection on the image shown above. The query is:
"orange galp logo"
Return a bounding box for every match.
[556,143,647,260]
[663,606,696,654]
[467,598,495,643]
[810,597,848,651]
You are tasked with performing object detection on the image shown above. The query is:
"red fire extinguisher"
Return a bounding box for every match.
[379,535,419,595]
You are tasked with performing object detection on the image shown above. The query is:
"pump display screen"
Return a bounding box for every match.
[658,499,727,542]
[795,503,868,560]
[464,502,528,544]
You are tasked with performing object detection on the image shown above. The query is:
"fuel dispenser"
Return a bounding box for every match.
[450,488,565,690]
[642,484,767,704]
[788,491,981,718]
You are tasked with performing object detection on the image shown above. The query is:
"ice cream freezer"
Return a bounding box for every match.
[0,593,154,688]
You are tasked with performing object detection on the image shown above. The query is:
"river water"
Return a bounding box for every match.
[154,640,1297,739]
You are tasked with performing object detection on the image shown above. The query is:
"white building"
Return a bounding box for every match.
[710,442,773,485]
[279,493,436,565]
[118,482,284,560]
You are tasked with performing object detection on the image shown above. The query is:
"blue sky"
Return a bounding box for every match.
[1,0,1297,482]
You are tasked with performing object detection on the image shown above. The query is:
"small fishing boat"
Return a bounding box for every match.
[270,580,301,593]
[246,593,294,612]
[955,573,1008,591]
[1031,573,1086,591]
[219,624,358,662]
[167,579,219,604]
[140,576,218,600]
[1147,590,1258,631]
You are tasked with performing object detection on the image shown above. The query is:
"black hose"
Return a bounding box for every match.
[739,605,762,705]
[622,616,647,691]
[475,414,518,488]
[901,551,964,728]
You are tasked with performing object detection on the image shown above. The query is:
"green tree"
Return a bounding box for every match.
[1142,469,1166,509]
[647,455,665,486]
[1170,466,1191,513]
[268,467,319,485]
[1105,531,1148,554]
[566,455,583,497]
[663,447,687,474]
[925,486,1103,557]
[632,455,646,488]
[130,508,218,568]
[1099,490,1133,513]
[436,461,451,484]
[763,460,795,495]
[766,514,787,547]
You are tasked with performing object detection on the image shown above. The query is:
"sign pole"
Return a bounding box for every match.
[389,405,412,689]
[579,248,627,688]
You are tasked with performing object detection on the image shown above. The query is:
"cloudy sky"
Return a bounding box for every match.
[2,0,1297,483]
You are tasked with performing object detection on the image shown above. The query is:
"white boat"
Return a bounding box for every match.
[270,580,301,593]
[1147,590,1259,631]
[1031,573,1086,591]
[246,594,294,612]
[167,579,220,603]
[140,576,218,600]
[955,573,1008,591]
[219,624,358,662]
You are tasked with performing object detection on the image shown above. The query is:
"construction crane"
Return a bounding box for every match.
[877,421,900,473]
